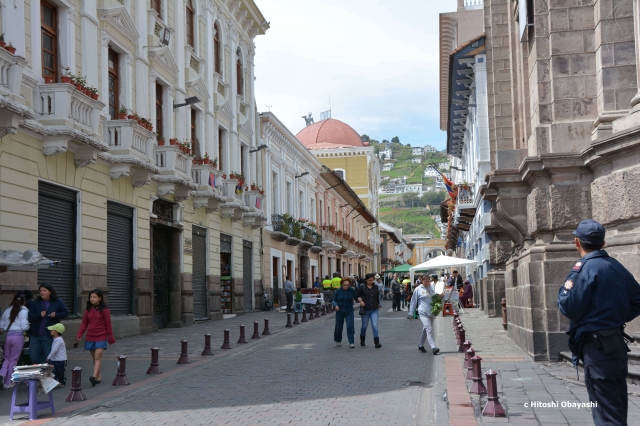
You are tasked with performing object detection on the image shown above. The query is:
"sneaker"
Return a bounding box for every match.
[336,342,341,346]
[432,347,440,355]
[418,346,427,353]
[350,344,355,348]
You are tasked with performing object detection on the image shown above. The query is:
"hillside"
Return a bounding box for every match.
[379,207,440,236]
[372,142,448,184]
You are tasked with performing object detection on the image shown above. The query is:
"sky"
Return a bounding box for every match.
[253,0,458,150]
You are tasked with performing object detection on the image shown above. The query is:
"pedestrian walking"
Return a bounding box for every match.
[333,277,359,348]
[28,283,69,365]
[558,219,640,426]
[391,275,401,312]
[357,273,382,348]
[0,295,29,388]
[45,323,67,388]
[284,276,295,312]
[375,274,384,305]
[330,272,342,301]
[408,274,439,355]
[76,289,116,387]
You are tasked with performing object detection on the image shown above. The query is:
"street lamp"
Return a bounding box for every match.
[295,172,309,178]
[250,144,268,153]
[173,96,201,109]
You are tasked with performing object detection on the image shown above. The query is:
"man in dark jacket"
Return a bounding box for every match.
[451,270,463,290]
[391,275,401,312]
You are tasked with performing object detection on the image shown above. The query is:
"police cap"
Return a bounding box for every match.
[572,219,605,245]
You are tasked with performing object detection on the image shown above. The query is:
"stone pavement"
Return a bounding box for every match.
[0,301,447,426]
[439,308,640,425]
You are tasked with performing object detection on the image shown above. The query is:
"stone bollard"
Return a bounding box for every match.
[465,348,476,380]
[501,298,508,330]
[321,305,326,316]
[301,309,308,322]
[293,311,300,325]
[456,324,463,343]
[201,334,214,356]
[469,356,487,394]
[221,329,232,349]
[482,370,506,417]
[458,329,466,353]
[316,305,320,317]
[463,344,473,368]
[237,325,248,343]
[112,355,130,386]
[251,322,261,339]
[177,340,190,364]
[65,366,87,402]
[262,319,271,336]
[286,313,293,328]
[308,307,315,320]
[147,347,163,373]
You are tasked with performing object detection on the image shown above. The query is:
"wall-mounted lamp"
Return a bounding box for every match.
[249,144,268,153]
[173,96,201,109]
[295,172,309,179]
[450,166,466,171]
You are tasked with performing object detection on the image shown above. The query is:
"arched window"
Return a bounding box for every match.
[186,0,195,47]
[236,52,243,96]
[213,22,221,74]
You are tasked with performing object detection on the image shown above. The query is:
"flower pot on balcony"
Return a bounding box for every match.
[169,138,177,145]
[44,76,55,84]
[6,46,16,54]
[84,88,91,96]
[61,76,72,84]
[127,114,136,120]
[119,113,127,120]
[90,92,99,100]
[204,158,210,164]
[74,83,83,91]
[158,139,166,146]
[0,42,5,49]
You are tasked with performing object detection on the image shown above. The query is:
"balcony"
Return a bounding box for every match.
[242,190,267,227]
[153,145,196,200]
[271,214,289,242]
[35,83,108,165]
[310,232,323,254]
[191,164,225,212]
[98,120,158,186]
[219,178,248,220]
[321,228,341,252]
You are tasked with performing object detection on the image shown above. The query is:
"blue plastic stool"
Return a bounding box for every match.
[9,379,55,420]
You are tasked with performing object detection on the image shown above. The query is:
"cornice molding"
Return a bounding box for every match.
[98,7,140,43]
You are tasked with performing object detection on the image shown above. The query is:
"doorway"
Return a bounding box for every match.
[272,256,280,305]
[192,227,208,320]
[152,225,172,327]
[242,240,253,311]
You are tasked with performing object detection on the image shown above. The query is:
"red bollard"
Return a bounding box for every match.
[112,355,130,386]
[238,325,248,343]
[221,329,232,349]
[308,307,315,320]
[463,344,473,369]
[177,340,190,364]
[286,313,293,328]
[201,334,214,355]
[483,370,506,417]
[262,319,271,336]
[463,340,472,356]
[466,348,476,380]
[293,312,300,325]
[321,305,326,316]
[251,322,261,339]
[65,366,87,402]
[469,356,487,394]
[147,347,163,373]
[458,329,466,352]
[316,305,320,317]
[301,309,308,322]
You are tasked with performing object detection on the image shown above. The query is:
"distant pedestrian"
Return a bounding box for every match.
[459,280,473,308]
[313,277,321,289]
[401,277,410,309]
[28,283,69,364]
[46,323,67,388]
[408,274,439,355]
[391,275,401,312]
[375,274,384,305]
[333,278,358,348]
[558,219,640,425]
[284,276,295,312]
[451,270,463,290]
[357,273,382,348]
[76,289,115,387]
[0,295,29,388]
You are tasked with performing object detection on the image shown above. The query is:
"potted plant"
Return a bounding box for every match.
[44,74,55,84]
[89,87,99,100]
[0,34,5,49]
[61,67,73,84]
[229,173,236,179]
[169,138,177,145]
[157,135,166,146]
[73,75,84,91]
[212,157,218,169]
[337,230,343,237]
[203,152,210,164]
[127,110,136,120]
[119,106,128,120]
[6,42,16,54]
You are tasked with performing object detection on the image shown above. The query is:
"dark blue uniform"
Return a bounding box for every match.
[558,249,640,426]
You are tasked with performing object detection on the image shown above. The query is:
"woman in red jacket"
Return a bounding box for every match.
[76,289,116,386]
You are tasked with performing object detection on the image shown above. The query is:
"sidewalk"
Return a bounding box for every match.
[438,308,640,425]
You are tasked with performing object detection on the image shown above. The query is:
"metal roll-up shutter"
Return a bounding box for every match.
[107,201,133,315]
[38,181,77,312]
[192,227,207,319]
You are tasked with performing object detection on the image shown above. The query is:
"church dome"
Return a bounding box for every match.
[296,118,367,148]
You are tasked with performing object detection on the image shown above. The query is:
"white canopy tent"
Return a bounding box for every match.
[409,255,478,285]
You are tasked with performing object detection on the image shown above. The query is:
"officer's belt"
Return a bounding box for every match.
[582,327,621,345]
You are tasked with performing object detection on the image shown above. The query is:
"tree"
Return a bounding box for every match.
[361,134,370,142]
[382,139,390,144]
[391,136,400,143]
[381,153,386,160]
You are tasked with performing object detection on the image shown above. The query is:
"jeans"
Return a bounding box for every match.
[50,360,66,385]
[29,334,53,365]
[401,293,406,307]
[285,292,293,312]
[334,310,355,344]
[419,314,436,349]
[0,333,24,386]
[360,309,379,338]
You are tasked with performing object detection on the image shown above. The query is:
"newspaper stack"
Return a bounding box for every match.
[9,364,59,393]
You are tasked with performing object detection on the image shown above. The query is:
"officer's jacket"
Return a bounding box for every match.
[557,249,640,342]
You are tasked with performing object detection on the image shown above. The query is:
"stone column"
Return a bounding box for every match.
[80,4,99,88]
[612,0,640,132]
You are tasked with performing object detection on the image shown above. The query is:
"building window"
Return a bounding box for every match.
[151,0,161,17]
[41,0,58,81]
[191,109,199,157]
[214,23,221,75]
[286,182,292,214]
[155,83,163,139]
[108,48,119,120]
[236,55,243,96]
[272,172,278,215]
[186,0,195,48]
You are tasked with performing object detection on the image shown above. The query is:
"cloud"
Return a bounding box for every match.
[254,0,458,149]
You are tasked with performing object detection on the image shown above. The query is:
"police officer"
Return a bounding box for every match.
[557,219,640,426]
[322,275,332,305]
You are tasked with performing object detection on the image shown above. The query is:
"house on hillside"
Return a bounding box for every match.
[382,163,394,172]
[378,149,392,160]
[424,145,437,153]
[404,184,423,194]
[411,147,423,156]
[438,162,450,169]
[412,158,423,164]
[424,168,440,177]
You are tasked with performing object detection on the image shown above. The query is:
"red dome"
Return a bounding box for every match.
[296,118,365,148]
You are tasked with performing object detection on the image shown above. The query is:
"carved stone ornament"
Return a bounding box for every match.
[75,158,97,168]
[148,46,180,76]
[0,127,18,138]
[186,77,210,101]
[79,9,100,26]
[157,187,174,197]
[215,101,234,121]
[98,7,140,43]
[42,146,68,156]
[110,171,130,179]
[240,119,253,138]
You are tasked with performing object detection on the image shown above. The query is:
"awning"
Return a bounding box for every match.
[409,255,477,283]
[319,167,377,224]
